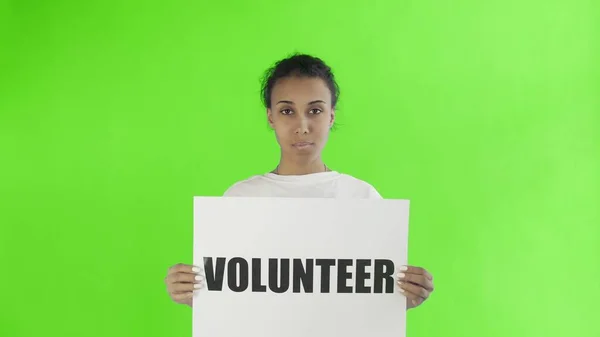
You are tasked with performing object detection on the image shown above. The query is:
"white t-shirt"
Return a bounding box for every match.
[223,171,382,199]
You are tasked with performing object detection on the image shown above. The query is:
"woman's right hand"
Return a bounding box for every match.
[164,263,203,307]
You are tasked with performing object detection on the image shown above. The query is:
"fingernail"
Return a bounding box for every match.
[194,283,203,289]
[399,265,408,272]
[397,273,405,279]
[195,275,204,281]
[412,299,417,306]
[397,286,405,294]
[192,267,201,273]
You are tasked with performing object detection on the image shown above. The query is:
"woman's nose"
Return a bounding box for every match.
[295,117,310,134]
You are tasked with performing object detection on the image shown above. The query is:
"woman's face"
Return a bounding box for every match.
[267,76,335,159]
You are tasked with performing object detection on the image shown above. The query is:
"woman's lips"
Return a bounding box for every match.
[293,142,314,148]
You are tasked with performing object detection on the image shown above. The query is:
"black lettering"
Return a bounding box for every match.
[292,259,313,293]
[251,258,266,292]
[355,259,371,293]
[337,259,353,293]
[268,258,290,293]
[315,259,335,293]
[203,257,226,291]
[227,257,249,292]
[374,259,395,293]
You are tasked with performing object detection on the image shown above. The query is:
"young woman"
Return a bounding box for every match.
[164,54,434,310]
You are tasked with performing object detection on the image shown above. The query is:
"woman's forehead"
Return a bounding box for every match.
[271,77,331,103]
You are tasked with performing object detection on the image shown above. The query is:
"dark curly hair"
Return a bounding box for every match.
[261,53,340,109]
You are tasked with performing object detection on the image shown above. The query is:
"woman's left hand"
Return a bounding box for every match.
[397,266,434,309]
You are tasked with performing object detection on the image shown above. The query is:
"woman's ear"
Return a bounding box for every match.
[267,109,275,129]
[330,109,336,128]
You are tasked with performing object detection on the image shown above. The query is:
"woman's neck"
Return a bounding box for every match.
[273,156,329,176]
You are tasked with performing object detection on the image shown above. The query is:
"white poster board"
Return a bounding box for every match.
[193,197,409,337]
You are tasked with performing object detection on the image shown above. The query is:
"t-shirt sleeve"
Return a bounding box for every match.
[223,183,244,197]
[368,185,384,199]
[222,177,258,197]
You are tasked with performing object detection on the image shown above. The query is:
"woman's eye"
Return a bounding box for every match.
[310,108,322,114]
[281,109,293,115]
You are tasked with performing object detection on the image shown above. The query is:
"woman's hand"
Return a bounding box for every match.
[397,265,434,309]
[164,263,203,307]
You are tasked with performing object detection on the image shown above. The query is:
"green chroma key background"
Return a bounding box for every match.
[0,0,598,336]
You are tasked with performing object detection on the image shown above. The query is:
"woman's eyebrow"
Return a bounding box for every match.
[276,100,294,105]
[276,100,327,105]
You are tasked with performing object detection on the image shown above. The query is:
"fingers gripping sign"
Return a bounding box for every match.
[396,265,434,309]
[165,263,204,307]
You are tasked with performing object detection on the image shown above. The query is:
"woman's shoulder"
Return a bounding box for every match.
[336,173,383,199]
[222,174,267,197]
